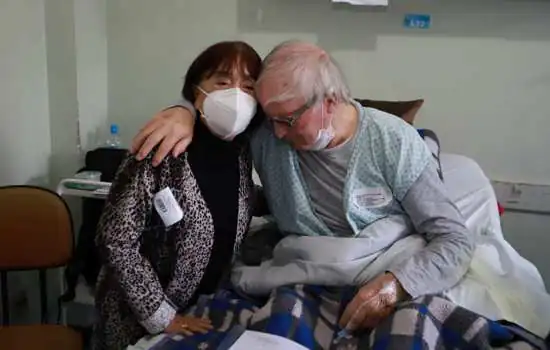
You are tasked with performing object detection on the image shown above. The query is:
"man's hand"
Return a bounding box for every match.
[339,273,409,331]
[165,314,213,336]
[131,106,195,166]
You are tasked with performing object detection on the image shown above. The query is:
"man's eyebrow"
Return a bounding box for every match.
[265,103,299,119]
[287,100,312,116]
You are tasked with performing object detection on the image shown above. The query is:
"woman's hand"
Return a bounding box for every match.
[338,273,409,331]
[131,106,195,166]
[165,314,213,336]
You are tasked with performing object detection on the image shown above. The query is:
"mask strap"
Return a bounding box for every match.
[321,103,325,130]
[195,86,210,119]
[320,101,333,131]
[196,85,208,96]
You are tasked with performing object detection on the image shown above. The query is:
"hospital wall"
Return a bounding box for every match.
[0,1,51,190]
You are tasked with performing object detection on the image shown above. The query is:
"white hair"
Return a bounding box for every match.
[257,40,352,106]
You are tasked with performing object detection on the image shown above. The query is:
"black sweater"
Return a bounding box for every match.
[187,120,242,297]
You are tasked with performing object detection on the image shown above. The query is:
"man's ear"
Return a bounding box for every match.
[326,95,338,114]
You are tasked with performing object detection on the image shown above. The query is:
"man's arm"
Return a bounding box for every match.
[340,120,474,331]
[166,99,196,114]
[388,160,475,298]
[338,160,474,331]
[132,99,197,166]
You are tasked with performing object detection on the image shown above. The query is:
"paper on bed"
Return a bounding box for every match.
[127,334,165,350]
[229,331,308,350]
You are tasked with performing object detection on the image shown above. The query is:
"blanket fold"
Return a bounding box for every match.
[231,217,550,338]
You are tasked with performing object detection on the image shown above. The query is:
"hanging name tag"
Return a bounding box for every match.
[153,187,183,227]
[353,187,392,208]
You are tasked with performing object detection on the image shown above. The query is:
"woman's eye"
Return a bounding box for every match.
[216,81,230,86]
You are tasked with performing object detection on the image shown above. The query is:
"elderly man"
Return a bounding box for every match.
[131,40,476,335]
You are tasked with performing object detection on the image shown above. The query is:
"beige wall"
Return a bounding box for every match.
[0,0,51,187]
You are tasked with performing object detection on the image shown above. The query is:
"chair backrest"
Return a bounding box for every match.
[0,186,74,270]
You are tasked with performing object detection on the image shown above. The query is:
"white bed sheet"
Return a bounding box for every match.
[440,153,504,240]
[439,153,550,337]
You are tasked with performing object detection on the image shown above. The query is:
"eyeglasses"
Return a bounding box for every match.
[269,98,317,128]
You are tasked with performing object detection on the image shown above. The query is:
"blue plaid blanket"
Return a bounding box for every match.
[134,285,546,350]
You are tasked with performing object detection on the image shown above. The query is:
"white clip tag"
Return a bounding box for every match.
[153,187,183,227]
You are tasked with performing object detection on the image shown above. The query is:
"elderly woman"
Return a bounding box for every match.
[92,41,265,350]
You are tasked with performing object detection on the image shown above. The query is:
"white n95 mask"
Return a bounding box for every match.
[199,87,257,141]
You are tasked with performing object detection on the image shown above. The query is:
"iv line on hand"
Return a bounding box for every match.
[333,282,396,344]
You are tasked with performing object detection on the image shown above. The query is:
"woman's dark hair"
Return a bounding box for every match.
[182,41,265,137]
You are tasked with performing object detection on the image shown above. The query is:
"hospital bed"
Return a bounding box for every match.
[126,151,550,349]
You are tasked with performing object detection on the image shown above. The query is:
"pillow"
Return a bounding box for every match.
[356,98,424,124]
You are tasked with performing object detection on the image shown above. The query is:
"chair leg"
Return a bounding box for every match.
[1,271,9,325]
[39,270,48,323]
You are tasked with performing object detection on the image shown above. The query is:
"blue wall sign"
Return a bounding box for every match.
[404,14,431,29]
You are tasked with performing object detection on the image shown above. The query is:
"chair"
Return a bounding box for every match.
[0,186,83,349]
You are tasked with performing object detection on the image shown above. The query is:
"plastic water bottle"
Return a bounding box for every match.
[105,123,122,148]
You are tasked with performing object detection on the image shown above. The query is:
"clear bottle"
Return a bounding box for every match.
[105,123,122,148]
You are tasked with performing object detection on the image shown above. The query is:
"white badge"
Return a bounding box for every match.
[353,187,392,209]
[153,187,183,227]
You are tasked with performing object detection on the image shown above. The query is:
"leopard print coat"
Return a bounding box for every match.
[91,149,253,350]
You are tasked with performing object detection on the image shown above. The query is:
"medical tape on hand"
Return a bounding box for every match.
[334,282,396,344]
